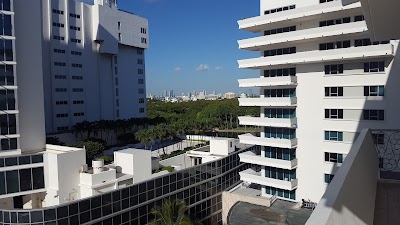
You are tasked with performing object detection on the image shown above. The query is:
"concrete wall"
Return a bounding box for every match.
[222,186,271,225]
[306,129,379,225]
[14,0,47,152]
[210,138,235,156]
[44,145,86,207]
[159,153,192,170]
[114,149,152,183]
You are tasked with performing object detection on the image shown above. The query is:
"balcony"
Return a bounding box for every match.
[239,21,367,51]
[239,116,297,128]
[238,1,362,32]
[239,151,298,170]
[239,97,297,107]
[305,129,400,225]
[240,168,298,190]
[238,44,394,69]
[238,76,297,87]
[239,133,298,148]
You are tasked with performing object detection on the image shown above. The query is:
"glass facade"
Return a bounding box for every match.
[263,68,296,77]
[0,0,17,153]
[265,166,296,180]
[264,88,296,98]
[0,154,44,195]
[264,108,296,118]
[0,39,13,61]
[265,127,296,139]
[265,186,296,200]
[0,146,257,225]
[0,0,11,11]
[265,147,296,161]
[0,65,14,86]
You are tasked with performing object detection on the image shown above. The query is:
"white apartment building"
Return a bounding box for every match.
[0,0,149,209]
[237,0,400,203]
[42,0,149,133]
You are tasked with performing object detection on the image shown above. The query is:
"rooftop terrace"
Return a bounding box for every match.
[228,200,312,225]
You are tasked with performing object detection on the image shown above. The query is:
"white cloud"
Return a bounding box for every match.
[174,67,183,72]
[196,64,209,72]
[215,66,223,71]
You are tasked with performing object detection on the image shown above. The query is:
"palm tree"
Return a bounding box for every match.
[155,125,167,156]
[149,200,202,225]
[135,129,150,150]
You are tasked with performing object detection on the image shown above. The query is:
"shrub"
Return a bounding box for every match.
[71,141,105,165]
[97,156,113,165]
[153,166,175,173]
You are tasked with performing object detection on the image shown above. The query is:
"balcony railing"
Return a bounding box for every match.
[240,168,298,190]
[238,1,361,32]
[238,21,367,51]
[239,97,297,107]
[238,44,394,69]
[239,151,298,170]
[239,133,298,148]
[371,129,400,180]
[239,116,297,128]
[238,76,297,87]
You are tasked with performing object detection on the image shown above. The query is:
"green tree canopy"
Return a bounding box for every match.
[71,141,105,164]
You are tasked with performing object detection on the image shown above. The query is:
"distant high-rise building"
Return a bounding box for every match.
[224,92,236,99]
[169,89,174,97]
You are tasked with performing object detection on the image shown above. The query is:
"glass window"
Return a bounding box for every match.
[32,167,45,189]
[30,211,43,223]
[19,168,32,192]
[1,0,11,11]
[325,174,335,183]
[325,131,343,141]
[6,170,19,193]
[0,171,5,194]
[5,157,17,166]
[19,156,30,165]
[57,206,68,219]
[44,209,56,221]
[32,154,43,163]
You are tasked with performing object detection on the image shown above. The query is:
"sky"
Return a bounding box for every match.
[92,0,260,96]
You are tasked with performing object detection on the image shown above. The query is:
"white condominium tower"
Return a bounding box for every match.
[42,0,149,133]
[237,0,400,203]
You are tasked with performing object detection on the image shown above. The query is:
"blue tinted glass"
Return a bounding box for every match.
[379,86,384,96]
[338,132,343,141]
[338,154,343,163]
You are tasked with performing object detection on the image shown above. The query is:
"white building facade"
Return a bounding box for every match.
[0,0,150,210]
[42,0,149,133]
[237,0,400,202]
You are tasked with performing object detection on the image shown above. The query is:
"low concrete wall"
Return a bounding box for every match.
[222,185,271,225]
[159,153,192,170]
[306,129,379,225]
[185,135,215,141]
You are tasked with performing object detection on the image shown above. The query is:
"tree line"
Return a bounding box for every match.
[48,99,258,164]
